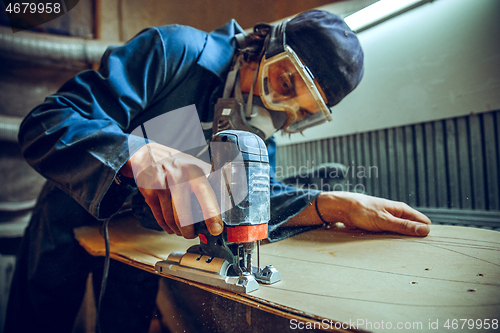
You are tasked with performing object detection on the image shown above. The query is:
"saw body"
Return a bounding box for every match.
[155,130,281,293]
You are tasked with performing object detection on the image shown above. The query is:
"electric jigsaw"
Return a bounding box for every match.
[155,130,281,293]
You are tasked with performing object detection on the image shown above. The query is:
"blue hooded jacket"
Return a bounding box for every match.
[18,20,320,240]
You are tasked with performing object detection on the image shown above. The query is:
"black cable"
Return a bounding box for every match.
[96,217,111,333]
[95,124,150,331]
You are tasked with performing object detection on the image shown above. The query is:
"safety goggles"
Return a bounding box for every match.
[258,45,332,133]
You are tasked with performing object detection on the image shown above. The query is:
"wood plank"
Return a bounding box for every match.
[287,145,294,179]
[301,143,307,175]
[497,111,500,209]
[404,125,417,207]
[395,126,406,202]
[425,122,437,207]
[275,146,283,178]
[300,142,307,171]
[304,142,311,174]
[74,214,500,333]
[434,120,448,208]
[445,119,460,209]
[328,138,335,164]
[349,134,356,167]
[321,139,329,164]
[307,141,314,173]
[307,141,314,171]
[314,140,320,169]
[277,146,286,180]
[96,0,121,41]
[362,132,373,196]
[308,141,315,170]
[416,207,500,228]
[284,146,291,178]
[282,146,288,172]
[278,146,285,179]
[286,145,294,179]
[387,128,398,201]
[334,137,342,166]
[313,140,318,168]
[295,144,303,175]
[457,117,473,209]
[294,145,302,179]
[414,124,427,207]
[348,134,357,192]
[482,113,499,210]
[320,139,325,164]
[341,136,350,177]
[378,130,390,200]
[469,114,486,209]
[299,142,306,171]
[370,131,381,198]
[289,144,296,176]
[319,139,328,192]
[355,133,365,193]
[274,145,281,172]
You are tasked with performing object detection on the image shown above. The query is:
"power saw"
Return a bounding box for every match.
[154,130,281,293]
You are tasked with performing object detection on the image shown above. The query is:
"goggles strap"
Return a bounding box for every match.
[234,33,247,49]
[222,54,243,99]
[264,19,288,59]
[244,59,261,118]
[234,74,245,105]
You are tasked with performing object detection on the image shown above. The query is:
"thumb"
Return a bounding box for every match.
[205,215,224,236]
[384,215,430,237]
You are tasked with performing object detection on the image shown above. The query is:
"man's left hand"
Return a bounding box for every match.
[285,191,431,237]
[317,192,431,236]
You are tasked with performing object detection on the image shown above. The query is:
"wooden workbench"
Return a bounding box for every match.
[74,213,500,332]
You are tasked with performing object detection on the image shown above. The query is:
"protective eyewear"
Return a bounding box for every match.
[258,45,332,133]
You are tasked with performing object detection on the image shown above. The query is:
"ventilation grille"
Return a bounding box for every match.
[277,110,500,211]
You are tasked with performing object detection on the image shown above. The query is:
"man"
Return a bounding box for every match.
[6,10,430,332]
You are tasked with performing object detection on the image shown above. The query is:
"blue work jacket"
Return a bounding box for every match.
[18,21,319,240]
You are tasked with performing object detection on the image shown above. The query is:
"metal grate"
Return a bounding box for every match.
[277,110,500,226]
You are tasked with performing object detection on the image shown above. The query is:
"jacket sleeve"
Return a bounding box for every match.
[265,137,322,241]
[18,26,202,219]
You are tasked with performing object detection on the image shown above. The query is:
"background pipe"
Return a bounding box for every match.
[0,26,122,64]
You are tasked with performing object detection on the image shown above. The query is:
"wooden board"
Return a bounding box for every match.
[75,214,500,332]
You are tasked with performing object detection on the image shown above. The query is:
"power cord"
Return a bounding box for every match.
[96,217,111,333]
[94,203,133,332]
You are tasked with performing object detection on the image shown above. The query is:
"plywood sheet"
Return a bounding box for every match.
[75,214,500,332]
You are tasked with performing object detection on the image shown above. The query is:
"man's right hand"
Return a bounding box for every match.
[120,143,223,239]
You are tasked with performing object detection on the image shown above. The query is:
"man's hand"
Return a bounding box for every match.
[320,192,431,236]
[285,192,431,237]
[120,143,223,239]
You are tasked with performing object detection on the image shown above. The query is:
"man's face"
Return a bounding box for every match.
[265,57,328,123]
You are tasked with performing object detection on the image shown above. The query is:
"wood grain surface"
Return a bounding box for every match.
[74,213,500,332]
